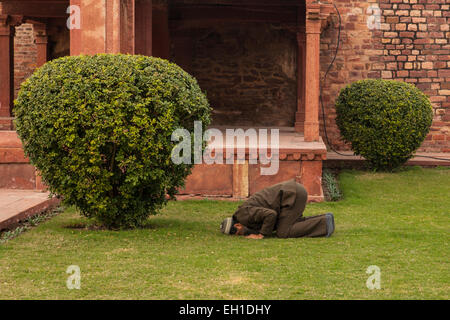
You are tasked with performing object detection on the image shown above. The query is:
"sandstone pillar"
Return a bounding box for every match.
[69,0,135,55]
[304,4,321,142]
[69,0,82,55]
[295,28,306,133]
[300,159,323,202]
[233,161,249,199]
[135,0,152,56]
[33,23,48,67]
[0,15,14,129]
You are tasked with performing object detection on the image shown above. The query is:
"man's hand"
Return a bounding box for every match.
[245,234,264,240]
[234,223,245,236]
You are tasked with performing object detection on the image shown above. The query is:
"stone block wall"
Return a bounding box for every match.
[180,23,298,127]
[320,0,450,153]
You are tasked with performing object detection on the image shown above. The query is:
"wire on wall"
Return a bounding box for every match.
[319,3,450,162]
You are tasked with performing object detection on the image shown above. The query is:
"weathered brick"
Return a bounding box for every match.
[418,23,428,31]
[382,71,393,78]
[441,24,450,32]
[422,61,434,69]
[396,10,410,16]
[400,31,415,37]
[397,70,409,77]
[407,24,418,31]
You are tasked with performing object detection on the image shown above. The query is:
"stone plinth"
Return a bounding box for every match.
[179,127,326,202]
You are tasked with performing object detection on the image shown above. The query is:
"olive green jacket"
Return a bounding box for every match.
[232,179,299,236]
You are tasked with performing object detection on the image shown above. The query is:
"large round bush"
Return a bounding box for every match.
[14,54,211,228]
[335,79,433,170]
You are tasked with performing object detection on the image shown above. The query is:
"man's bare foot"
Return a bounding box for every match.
[245,234,264,240]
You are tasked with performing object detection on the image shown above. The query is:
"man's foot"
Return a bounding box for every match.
[325,213,335,237]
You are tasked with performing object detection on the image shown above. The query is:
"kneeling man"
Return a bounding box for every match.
[221,179,334,239]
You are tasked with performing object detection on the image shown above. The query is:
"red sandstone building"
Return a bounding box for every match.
[0,0,449,201]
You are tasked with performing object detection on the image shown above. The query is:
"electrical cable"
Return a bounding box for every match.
[319,3,351,157]
[319,3,450,162]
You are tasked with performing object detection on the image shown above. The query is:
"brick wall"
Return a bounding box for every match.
[13,22,69,99]
[320,0,450,153]
[14,23,37,99]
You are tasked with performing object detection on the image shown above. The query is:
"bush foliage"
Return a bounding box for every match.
[14,54,211,228]
[335,79,433,170]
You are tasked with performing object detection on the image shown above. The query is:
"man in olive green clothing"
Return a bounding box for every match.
[220,179,334,239]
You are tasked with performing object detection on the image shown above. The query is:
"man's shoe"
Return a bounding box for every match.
[325,213,335,238]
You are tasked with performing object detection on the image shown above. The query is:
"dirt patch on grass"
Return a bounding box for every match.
[63,222,110,231]
[62,220,158,231]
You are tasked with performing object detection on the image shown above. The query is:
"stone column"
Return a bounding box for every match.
[304,4,321,142]
[118,0,135,54]
[33,23,48,67]
[0,15,14,129]
[295,28,306,133]
[300,158,324,202]
[135,0,152,56]
[233,161,249,199]
[70,0,135,55]
[104,0,135,54]
[69,0,82,55]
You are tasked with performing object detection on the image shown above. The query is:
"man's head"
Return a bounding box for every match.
[221,218,247,235]
[220,217,237,235]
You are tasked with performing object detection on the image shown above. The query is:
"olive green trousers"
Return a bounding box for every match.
[275,183,328,238]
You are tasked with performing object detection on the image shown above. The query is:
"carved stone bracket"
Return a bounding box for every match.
[203,150,327,162]
[0,14,23,36]
[306,3,321,21]
[32,22,47,37]
[32,22,48,67]
[0,14,24,28]
[306,1,335,33]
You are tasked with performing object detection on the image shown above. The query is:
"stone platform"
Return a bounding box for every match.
[0,189,59,230]
[178,127,327,202]
[0,130,44,189]
[0,128,328,202]
[326,151,450,168]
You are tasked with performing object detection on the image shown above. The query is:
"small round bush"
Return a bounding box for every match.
[335,79,433,170]
[14,54,211,229]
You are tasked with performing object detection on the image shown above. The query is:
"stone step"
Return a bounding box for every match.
[325,151,450,168]
[0,189,60,231]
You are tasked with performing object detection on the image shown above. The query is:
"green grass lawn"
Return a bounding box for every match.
[0,167,449,299]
